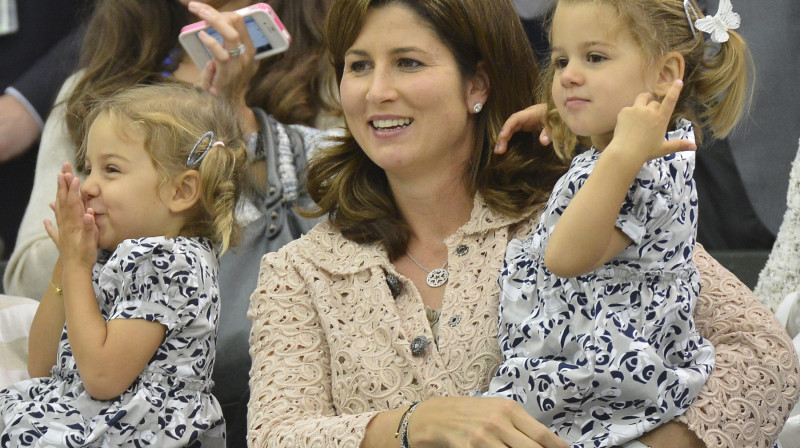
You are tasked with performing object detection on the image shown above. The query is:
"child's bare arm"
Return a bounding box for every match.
[546,81,695,277]
[27,258,66,377]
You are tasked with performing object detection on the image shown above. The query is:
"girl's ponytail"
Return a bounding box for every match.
[692,29,752,139]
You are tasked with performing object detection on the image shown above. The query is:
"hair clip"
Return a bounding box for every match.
[186,131,224,166]
[684,0,740,43]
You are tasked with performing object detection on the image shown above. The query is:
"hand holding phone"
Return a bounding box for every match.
[179,3,291,69]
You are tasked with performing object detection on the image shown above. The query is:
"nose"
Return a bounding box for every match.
[365,64,397,104]
[560,61,584,87]
[81,172,99,203]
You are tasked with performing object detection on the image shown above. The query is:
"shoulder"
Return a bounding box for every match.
[103,236,216,278]
[265,220,386,276]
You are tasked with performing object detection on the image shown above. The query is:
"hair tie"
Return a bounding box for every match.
[187,131,223,166]
[684,0,741,43]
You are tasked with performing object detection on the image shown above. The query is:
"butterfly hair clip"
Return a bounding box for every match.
[683,0,741,43]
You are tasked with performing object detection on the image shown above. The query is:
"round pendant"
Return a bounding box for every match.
[426,268,449,288]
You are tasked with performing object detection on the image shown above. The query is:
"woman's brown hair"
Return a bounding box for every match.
[306,0,568,260]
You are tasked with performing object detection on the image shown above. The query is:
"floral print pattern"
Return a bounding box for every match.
[0,237,225,447]
[488,120,715,447]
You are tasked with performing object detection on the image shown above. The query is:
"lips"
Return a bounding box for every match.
[565,97,589,108]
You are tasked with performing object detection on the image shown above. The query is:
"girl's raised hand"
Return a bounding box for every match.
[608,80,696,165]
[494,103,552,155]
[44,163,98,269]
[187,1,257,109]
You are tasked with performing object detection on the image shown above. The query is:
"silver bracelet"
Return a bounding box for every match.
[394,401,421,448]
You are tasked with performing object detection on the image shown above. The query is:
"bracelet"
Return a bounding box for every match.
[394,401,421,448]
[50,280,63,295]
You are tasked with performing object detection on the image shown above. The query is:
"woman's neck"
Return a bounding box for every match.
[391,175,474,248]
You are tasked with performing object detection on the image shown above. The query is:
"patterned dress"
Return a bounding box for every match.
[0,237,225,447]
[488,120,715,448]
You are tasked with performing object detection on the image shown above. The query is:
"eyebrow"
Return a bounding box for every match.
[551,40,615,53]
[345,46,429,58]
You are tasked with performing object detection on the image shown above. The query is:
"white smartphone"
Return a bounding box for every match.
[179,3,291,69]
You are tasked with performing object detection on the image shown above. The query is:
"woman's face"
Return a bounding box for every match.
[340,4,486,182]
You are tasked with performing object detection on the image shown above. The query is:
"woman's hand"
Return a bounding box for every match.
[43,162,97,270]
[187,2,257,109]
[376,397,568,448]
[638,420,706,448]
[494,103,551,155]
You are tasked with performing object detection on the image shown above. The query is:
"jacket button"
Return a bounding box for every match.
[386,274,402,297]
[270,211,279,219]
[268,224,276,232]
[410,336,428,356]
[447,315,462,327]
[455,245,469,256]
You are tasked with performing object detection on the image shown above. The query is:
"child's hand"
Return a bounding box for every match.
[44,163,98,269]
[608,80,696,165]
[494,103,552,154]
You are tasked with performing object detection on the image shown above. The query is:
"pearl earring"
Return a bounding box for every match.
[473,103,483,113]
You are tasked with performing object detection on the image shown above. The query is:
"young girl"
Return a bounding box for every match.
[0,83,246,447]
[488,0,751,447]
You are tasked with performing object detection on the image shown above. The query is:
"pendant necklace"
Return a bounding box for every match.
[406,251,449,288]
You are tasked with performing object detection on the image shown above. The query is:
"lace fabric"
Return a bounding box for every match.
[247,197,799,448]
[755,138,800,313]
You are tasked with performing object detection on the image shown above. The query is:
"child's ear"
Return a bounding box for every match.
[654,51,685,97]
[166,170,201,214]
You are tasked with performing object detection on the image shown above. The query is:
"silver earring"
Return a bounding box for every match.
[473,103,483,113]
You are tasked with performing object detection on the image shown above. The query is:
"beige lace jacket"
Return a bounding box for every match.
[248,197,800,448]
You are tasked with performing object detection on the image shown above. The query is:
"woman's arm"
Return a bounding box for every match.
[674,245,800,448]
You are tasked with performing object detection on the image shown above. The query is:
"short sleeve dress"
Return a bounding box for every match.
[488,120,715,448]
[0,236,225,447]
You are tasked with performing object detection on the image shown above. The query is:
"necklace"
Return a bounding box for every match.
[406,251,449,288]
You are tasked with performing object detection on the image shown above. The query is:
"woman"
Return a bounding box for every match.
[247,0,800,447]
[3,0,335,444]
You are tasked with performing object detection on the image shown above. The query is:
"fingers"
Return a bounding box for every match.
[633,91,653,108]
[661,138,697,157]
[43,219,59,245]
[494,104,549,154]
[540,129,552,146]
[659,79,684,119]
[200,60,218,95]
[510,408,569,448]
[189,2,251,62]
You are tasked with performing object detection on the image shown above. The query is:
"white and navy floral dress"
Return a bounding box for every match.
[488,120,715,448]
[0,236,225,447]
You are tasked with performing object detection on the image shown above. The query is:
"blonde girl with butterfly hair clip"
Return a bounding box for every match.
[0,83,247,447]
[486,0,755,447]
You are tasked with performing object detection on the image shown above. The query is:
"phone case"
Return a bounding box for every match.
[179,3,291,68]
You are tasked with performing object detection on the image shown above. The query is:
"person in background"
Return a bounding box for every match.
[0,0,89,256]
[246,0,799,447]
